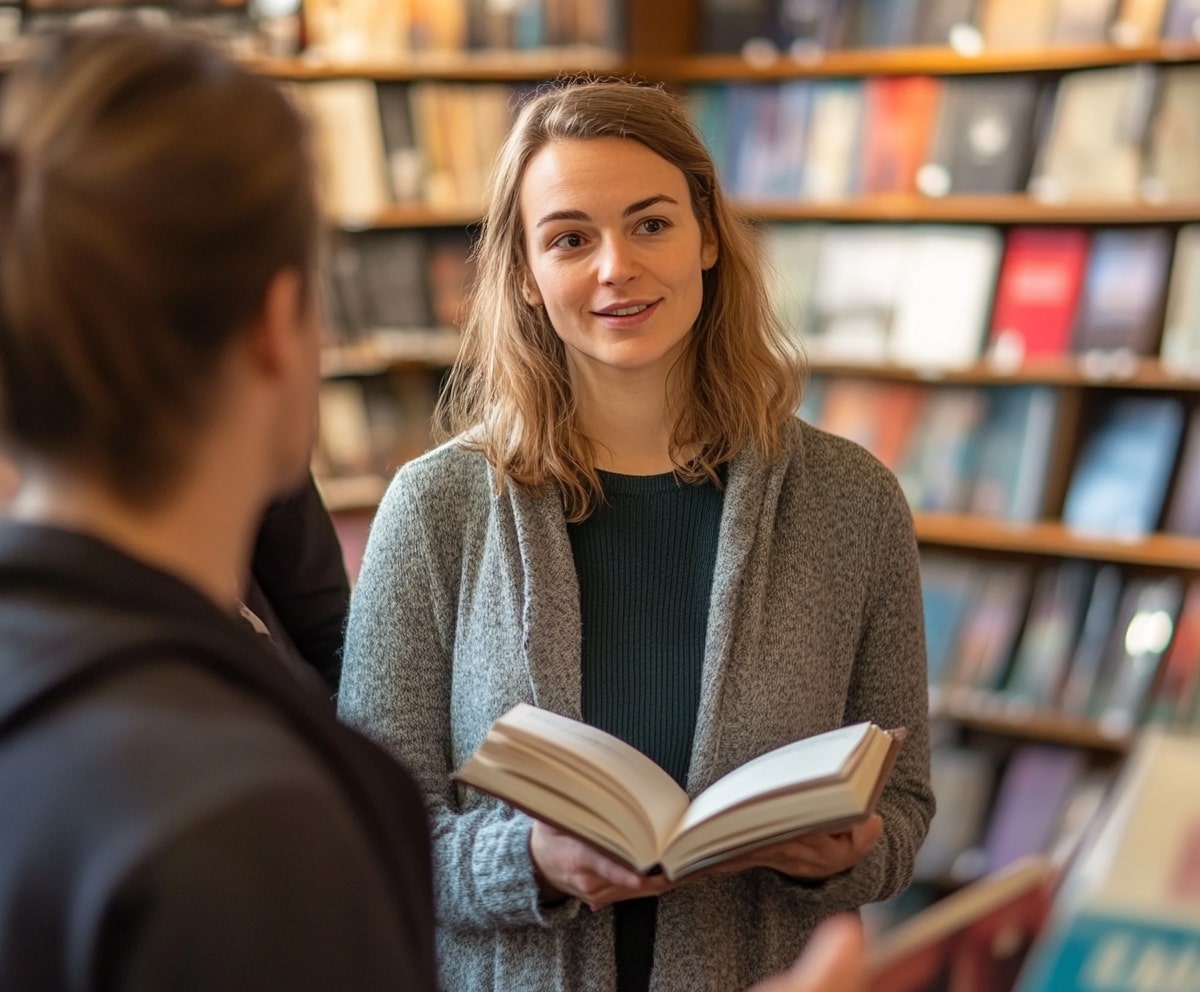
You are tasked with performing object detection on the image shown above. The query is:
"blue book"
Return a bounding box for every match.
[1062,397,1185,539]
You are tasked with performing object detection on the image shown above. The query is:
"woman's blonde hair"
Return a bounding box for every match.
[437,79,803,521]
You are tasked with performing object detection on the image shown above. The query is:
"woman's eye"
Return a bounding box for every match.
[638,218,668,234]
[551,232,584,250]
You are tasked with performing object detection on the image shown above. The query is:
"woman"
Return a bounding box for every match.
[0,28,436,989]
[339,80,934,991]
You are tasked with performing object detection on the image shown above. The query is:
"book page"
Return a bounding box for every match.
[491,705,690,849]
[680,723,875,831]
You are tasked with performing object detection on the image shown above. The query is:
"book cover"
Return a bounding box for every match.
[1162,0,1200,39]
[944,563,1033,697]
[1109,0,1169,44]
[859,76,942,194]
[734,82,811,201]
[1061,396,1185,539]
[983,745,1087,875]
[920,553,985,687]
[1069,227,1174,357]
[1059,566,1125,718]
[808,225,908,363]
[921,75,1040,197]
[697,0,774,53]
[869,857,1055,992]
[1092,576,1184,733]
[1050,0,1120,43]
[898,388,989,514]
[1158,225,1200,374]
[352,231,435,331]
[1163,407,1200,536]
[375,82,423,205]
[968,386,1059,523]
[1146,578,1200,726]
[987,228,1090,363]
[1029,66,1156,203]
[841,0,924,47]
[888,226,1002,370]
[1015,731,1200,992]
[455,704,904,881]
[914,746,999,883]
[763,222,822,341]
[1144,66,1200,202]
[803,80,864,202]
[912,0,979,45]
[1003,562,1095,709]
[772,0,852,52]
[977,0,1057,48]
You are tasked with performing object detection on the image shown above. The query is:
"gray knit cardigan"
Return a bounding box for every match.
[339,417,934,992]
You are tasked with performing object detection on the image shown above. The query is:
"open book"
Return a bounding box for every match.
[455,703,905,881]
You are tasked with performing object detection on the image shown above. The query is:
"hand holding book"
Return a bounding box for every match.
[456,703,905,884]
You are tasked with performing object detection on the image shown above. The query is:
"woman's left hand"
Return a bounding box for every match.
[713,814,883,881]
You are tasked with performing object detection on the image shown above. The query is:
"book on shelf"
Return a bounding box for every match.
[1161,0,1200,40]
[1002,561,1096,710]
[1050,0,1121,43]
[1144,66,1200,202]
[967,386,1059,524]
[868,857,1055,992]
[888,226,1002,371]
[1059,565,1125,719]
[1158,225,1200,374]
[1061,395,1185,539]
[1069,227,1174,358]
[802,80,864,202]
[913,0,980,46]
[987,227,1090,364]
[976,0,1058,48]
[1146,578,1200,727]
[913,744,998,884]
[1110,0,1170,44]
[841,0,924,48]
[696,0,775,55]
[454,703,905,881]
[1029,65,1156,203]
[898,387,989,513]
[982,745,1087,875]
[1015,729,1200,992]
[919,75,1041,197]
[920,553,985,686]
[859,75,941,195]
[943,562,1032,698]
[1164,410,1200,535]
[763,222,822,341]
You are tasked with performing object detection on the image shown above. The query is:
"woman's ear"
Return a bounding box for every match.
[700,224,719,271]
[520,273,543,308]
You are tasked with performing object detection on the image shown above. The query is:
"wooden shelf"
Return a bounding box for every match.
[742,195,1200,225]
[643,41,1200,80]
[913,513,1200,570]
[248,47,626,81]
[335,196,1200,231]
[806,356,1200,389]
[322,330,461,375]
[931,691,1132,752]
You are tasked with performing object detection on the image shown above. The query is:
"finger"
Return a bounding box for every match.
[850,815,884,857]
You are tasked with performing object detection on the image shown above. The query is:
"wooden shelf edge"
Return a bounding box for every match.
[322,329,462,376]
[742,195,1200,225]
[643,41,1200,80]
[248,47,626,81]
[913,513,1200,570]
[804,356,1200,389]
[931,690,1133,752]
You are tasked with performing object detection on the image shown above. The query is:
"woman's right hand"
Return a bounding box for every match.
[529,821,672,911]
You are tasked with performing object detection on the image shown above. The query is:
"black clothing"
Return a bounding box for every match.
[0,523,438,992]
[569,469,724,992]
[247,472,350,693]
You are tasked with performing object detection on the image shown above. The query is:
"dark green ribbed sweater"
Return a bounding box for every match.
[568,468,724,992]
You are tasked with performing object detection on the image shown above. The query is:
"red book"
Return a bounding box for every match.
[988,228,1091,363]
[859,76,942,195]
[868,857,1055,992]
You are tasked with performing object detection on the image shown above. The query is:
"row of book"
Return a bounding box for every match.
[321,228,474,346]
[701,0,1200,55]
[770,224,1200,372]
[301,0,621,63]
[804,376,1198,537]
[921,551,1200,733]
[689,63,1198,203]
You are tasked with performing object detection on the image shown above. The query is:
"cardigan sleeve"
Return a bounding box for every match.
[760,461,935,910]
[338,466,581,933]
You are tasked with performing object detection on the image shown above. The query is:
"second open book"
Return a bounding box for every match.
[455,703,905,882]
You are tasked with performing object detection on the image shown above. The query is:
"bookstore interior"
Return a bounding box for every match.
[7,0,1200,984]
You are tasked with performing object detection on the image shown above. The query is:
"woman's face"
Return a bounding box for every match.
[519,137,717,389]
